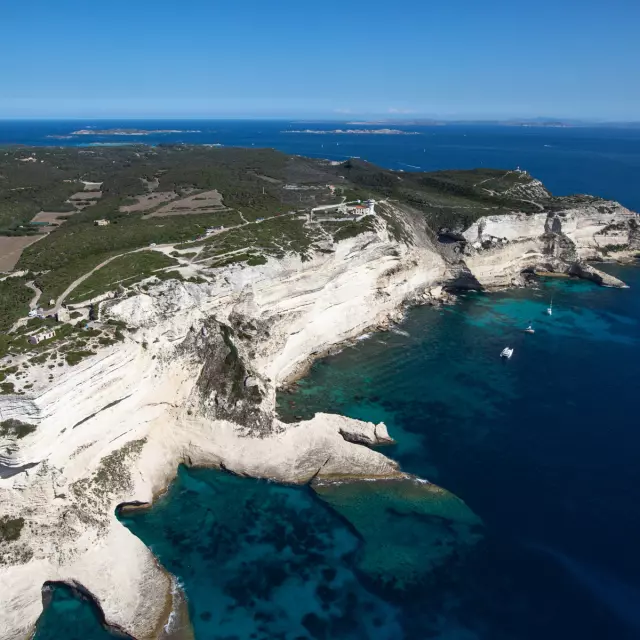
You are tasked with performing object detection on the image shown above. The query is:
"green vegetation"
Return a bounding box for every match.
[153,269,186,282]
[0,419,36,439]
[0,516,24,542]
[71,439,146,505]
[65,350,95,366]
[182,215,319,262]
[68,251,178,303]
[246,254,268,266]
[0,150,82,234]
[23,211,243,301]
[0,365,18,381]
[321,215,378,242]
[0,314,120,363]
[338,162,547,230]
[0,278,33,332]
[0,147,567,300]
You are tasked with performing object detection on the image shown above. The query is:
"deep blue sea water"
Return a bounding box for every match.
[20,121,640,638]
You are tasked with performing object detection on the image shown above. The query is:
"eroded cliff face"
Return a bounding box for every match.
[458,201,639,288]
[0,196,637,640]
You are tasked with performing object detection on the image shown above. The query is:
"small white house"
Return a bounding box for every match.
[28,329,56,345]
[95,219,110,226]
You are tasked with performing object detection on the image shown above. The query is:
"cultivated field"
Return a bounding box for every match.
[30,212,69,225]
[144,189,226,218]
[0,236,44,272]
[120,192,178,213]
[69,191,103,202]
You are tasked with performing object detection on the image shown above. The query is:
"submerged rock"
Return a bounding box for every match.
[313,477,483,592]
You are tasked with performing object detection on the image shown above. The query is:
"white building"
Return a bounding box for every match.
[346,199,376,217]
[28,329,56,345]
[95,219,110,226]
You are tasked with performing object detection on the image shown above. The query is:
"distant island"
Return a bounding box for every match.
[503,121,573,128]
[346,119,575,128]
[346,120,446,126]
[284,128,420,135]
[71,128,201,136]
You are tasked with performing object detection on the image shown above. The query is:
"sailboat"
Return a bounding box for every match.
[524,323,535,334]
[547,299,553,316]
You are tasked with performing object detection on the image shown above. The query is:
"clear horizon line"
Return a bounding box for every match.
[1,115,640,124]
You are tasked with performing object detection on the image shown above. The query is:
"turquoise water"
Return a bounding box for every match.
[120,467,402,640]
[32,583,132,640]
[116,468,482,640]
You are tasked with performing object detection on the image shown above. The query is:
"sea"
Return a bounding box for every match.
[13,120,640,639]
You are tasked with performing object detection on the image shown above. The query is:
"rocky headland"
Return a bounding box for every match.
[0,159,638,639]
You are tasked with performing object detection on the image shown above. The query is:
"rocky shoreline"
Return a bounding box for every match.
[1,193,638,639]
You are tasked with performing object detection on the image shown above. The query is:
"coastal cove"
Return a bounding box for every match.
[32,265,640,640]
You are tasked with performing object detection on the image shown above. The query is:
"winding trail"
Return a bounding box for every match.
[26,282,42,311]
[9,281,43,333]
[53,250,148,312]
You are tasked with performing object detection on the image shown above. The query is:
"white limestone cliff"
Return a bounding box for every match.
[460,201,639,288]
[0,197,637,639]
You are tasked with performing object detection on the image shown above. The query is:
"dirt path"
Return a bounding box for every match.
[9,282,43,333]
[27,282,42,310]
[53,251,145,312]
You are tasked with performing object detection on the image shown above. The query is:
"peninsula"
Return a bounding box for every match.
[0,146,638,639]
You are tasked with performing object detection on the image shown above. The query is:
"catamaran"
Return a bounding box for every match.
[500,347,514,359]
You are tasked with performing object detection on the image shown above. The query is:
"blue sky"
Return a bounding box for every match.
[1,0,639,120]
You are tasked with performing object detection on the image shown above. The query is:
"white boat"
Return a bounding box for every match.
[500,347,514,359]
[524,325,535,334]
[547,300,553,316]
